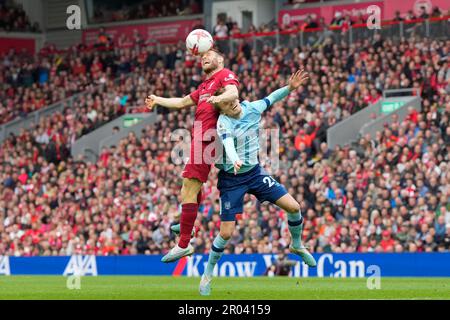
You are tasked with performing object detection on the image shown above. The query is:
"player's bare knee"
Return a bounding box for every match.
[220,230,232,240]
[181,178,202,203]
[220,222,235,240]
[286,201,301,214]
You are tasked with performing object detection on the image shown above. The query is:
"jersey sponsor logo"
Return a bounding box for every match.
[199,93,211,103]
[224,73,235,82]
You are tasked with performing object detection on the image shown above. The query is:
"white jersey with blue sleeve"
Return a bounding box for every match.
[216,86,290,174]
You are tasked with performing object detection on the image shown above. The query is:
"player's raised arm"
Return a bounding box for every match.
[253,69,309,113]
[145,94,195,111]
[207,84,239,105]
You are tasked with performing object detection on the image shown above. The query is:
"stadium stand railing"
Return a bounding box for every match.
[327,89,421,149]
[0,16,446,143]
[359,90,422,141]
[213,16,449,54]
[71,112,157,163]
[0,90,86,143]
[0,64,135,144]
[0,92,80,143]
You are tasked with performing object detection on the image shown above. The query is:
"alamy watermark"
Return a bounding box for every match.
[66,275,82,290]
[170,121,281,172]
[66,5,81,30]
[366,265,381,290]
[367,5,382,30]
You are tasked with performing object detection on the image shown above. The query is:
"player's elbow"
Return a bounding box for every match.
[225,85,239,99]
[180,96,194,108]
[230,88,239,100]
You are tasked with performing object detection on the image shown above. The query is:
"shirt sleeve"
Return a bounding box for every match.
[217,116,233,141]
[222,137,240,164]
[252,86,290,113]
[217,117,240,164]
[189,88,200,104]
[220,70,240,88]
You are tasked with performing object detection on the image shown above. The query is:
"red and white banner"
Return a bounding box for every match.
[279,0,449,26]
[83,19,201,46]
[279,1,383,26]
[0,37,35,55]
[330,1,384,22]
[279,7,322,27]
[384,0,450,19]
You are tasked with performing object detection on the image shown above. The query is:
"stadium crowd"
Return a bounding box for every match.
[0,41,161,124]
[0,31,449,256]
[0,1,40,33]
[91,0,202,23]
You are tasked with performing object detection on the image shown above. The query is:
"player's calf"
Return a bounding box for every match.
[200,221,235,296]
[178,178,203,248]
[275,195,317,267]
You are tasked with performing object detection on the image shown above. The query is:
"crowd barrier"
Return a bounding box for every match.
[1,253,449,277]
[214,15,450,55]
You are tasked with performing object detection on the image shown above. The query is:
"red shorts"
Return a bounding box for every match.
[182,140,218,183]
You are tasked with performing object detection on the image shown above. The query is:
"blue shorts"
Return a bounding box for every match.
[217,164,288,221]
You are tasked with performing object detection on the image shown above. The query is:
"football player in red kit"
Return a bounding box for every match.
[146,49,239,262]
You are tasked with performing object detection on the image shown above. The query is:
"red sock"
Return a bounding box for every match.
[179,203,199,248]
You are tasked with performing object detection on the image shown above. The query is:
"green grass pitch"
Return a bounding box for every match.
[0,276,449,300]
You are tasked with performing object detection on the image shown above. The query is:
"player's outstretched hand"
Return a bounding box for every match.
[234,160,243,175]
[145,95,157,110]
[288,69,309,91]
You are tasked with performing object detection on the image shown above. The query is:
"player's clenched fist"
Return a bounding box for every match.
[145,95,157,110]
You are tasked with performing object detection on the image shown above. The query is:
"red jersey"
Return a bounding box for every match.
[189,68,239,141]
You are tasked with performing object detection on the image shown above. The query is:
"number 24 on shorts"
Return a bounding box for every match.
[263,176,277,187]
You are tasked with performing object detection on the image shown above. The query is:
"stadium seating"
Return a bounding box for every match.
[90,0,203,24]
[0,1,40,32]
[0,24,448,256]
[0,41,172,125]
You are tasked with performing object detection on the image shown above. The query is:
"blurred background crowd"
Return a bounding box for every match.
[0,0,40,32]
[0,0,449,257]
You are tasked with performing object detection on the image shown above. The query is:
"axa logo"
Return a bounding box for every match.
[63,255,98,276]
[0,256,11,276]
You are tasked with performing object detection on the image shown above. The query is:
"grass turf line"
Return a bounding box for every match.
[0,276,449,300]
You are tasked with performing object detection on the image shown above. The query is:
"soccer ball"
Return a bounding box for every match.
[186,29,214,56]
